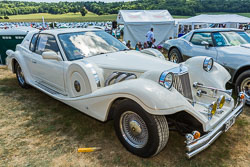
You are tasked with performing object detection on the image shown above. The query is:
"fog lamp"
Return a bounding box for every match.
[208,101,217,120]
[192,131,201,140]
[217,95,225,109]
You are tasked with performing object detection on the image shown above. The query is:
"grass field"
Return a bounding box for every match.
[0,12,117,22]
[0,67,250,167]
[0,12,249,22]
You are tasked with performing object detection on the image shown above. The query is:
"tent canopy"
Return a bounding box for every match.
[117,10,174,24]
[179,14,250,24]
[117,10,175,47]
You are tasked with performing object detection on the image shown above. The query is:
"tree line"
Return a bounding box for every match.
[0,0,249,17]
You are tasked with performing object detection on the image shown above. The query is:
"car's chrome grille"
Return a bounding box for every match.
[173,73,193,99]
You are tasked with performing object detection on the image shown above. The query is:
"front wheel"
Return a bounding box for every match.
[15,62,30,89]
[235,70,250,106]
[114,100,169,157]
[168,48,183,63]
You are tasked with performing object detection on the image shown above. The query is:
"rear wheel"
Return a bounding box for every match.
[15,62,30,89]
[235,70,250,106]
[168,48,183,63]
[114,99,169,157]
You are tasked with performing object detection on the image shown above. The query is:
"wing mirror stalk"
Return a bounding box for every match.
[201,41,210,49]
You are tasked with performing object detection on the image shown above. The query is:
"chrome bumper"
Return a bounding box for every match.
[186,100,245,159]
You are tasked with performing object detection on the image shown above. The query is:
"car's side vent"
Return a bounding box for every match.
[105,72,137,86]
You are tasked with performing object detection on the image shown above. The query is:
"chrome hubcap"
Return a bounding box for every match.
[241,78,250,95]
[170,53,178,63]
[17,65,25,85]
[120,111,148,148]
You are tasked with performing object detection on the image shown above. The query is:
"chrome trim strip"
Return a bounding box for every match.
[82,60,101,87]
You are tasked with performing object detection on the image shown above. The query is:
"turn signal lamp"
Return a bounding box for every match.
[240,93,245,100]
[192,131,201,140]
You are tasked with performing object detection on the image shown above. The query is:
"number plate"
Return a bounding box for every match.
[224,116,236,132]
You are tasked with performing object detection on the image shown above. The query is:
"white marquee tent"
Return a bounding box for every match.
[178,14,250,29]
[117,10,175,47]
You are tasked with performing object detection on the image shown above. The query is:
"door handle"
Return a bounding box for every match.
[32,59,37,64]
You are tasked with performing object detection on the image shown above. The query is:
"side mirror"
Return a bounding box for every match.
[201,41,210,49]
[42,51,62,61]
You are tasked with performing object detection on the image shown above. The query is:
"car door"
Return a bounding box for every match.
[32,34,65,94]
[189,32,218,60]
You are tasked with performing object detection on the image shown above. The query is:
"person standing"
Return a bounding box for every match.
[146,28,154,48]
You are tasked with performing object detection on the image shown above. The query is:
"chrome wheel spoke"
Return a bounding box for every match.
[120,111,148,148]
[17,65,25,85]
[170,53,178,63]
[241,78,250,94]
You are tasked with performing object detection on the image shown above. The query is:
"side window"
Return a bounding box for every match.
[29,34,38,52]
[190,33,213,46]
[35,34,59,55]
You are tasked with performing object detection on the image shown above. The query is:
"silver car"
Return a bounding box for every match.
[163,28,250,105]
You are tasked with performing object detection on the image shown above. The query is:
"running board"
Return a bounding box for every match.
[35,82,66,96]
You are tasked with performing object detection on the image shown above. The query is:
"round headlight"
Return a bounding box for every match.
[217,95,225,109]
[159,72,174,89]
[203,57,214,72]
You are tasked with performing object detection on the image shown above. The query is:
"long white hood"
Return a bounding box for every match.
[85,50,178,72]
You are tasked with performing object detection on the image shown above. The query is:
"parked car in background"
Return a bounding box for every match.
[163,28,250,105]
[6,28,246,158]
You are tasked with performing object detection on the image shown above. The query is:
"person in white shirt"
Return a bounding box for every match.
[146,28,154,47]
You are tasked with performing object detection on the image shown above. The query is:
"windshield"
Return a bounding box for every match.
[236,31,250,43]
[58,31,128,60]
[213,31,248,47]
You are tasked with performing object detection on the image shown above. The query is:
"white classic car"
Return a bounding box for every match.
[6,29,246,158]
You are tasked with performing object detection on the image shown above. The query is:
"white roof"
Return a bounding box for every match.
[0,27,37,36]
[42,28,101,35]
[117,10,174,24]
[179,14,250,24]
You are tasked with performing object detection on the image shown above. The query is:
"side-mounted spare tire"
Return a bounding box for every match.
[113,99,169,157]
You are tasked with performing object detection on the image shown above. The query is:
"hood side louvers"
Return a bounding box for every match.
[105,72,137,86]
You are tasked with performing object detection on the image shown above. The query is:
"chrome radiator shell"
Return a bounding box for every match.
[173,72,193,99]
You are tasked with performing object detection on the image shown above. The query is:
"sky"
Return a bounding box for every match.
[7,0,135,2]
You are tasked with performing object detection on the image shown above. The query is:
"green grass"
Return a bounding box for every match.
[0,12,117,22]
[1,12,249,22]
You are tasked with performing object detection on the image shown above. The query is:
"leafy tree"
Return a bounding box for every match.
[80,7,87,16]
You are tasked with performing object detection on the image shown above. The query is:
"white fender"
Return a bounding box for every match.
[140,48,165,60]
[184,56,231,90]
